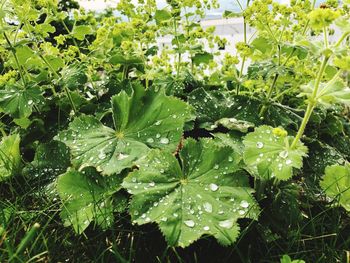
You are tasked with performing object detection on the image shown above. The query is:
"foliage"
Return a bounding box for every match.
[0,0,349,261]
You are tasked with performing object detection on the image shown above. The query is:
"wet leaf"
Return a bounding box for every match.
[122,139,259,247]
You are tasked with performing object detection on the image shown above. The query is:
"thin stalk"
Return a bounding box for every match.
[3,33,26,87]
[323,27,329,48]
[259,73,279,116]
[290,56,329,149]
[37,54,58,96]
[334,31,350,47]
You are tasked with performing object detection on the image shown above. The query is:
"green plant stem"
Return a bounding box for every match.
[259,73,279,116]
[3,33,26,87]
[40,54,76,114]
[334,31,350,47]
[323,27,329,48]
[37,54,58,96]
[290,56,329,149]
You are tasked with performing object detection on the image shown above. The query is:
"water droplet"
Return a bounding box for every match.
[155,120,162,126]
[240,200,249,208]
[160,137,169,144]
[117,153,129,160]
[156,133,161,138]
[184,220,195,227]
[209,183,219,192]
[256,142,264,149]
[28,99,33,105]
[203,202,213,213]
[149,182,155,187]
[228,156,233,162]
[238,210,245,215]
[203,226,210,231]
[98,151,106,160]
[147,138,154,143]
[219,219,233,229]
[279,150,288,159]
[213,164,219,169]
[285,159,292,165]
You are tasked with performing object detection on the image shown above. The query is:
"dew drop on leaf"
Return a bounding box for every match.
[209,183,219,192]
[117,153,129,160]
[285,159,292,165]
[240,200,249,208]
[279,150,289,159]
[147,138,154,143]
[160,138,169,144]
[203,202,213,213]
[256,142,264,149]
[218,219,233,229]
[203,226,210,231]
[184,220,195,227]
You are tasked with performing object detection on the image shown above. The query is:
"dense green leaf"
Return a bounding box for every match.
[0,134,21,181]
[122,139,259,247]
[243,126,308,180]
[56,86,193,175]
[23,141,70,181]
[57,167,123,233]
[320,164,350,211]
[72,25,93,41]
[154,9,172,24]
[192,52,213,65]
[0,85,44,118]
[300,79,350,107]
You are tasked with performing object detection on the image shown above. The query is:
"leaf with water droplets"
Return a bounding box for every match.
[56,85,193,175]
[320,164,350,211]
[0,83,44,118]
[243,125,308,180]
[23,141,70,188]
[122,138,259,247]
[57,167,124,234]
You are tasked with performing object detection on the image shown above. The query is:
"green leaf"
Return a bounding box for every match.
[60,63,88,90]
[122,139,259,247]
[23,141,70,183]
[56,87,193,175]
[154,9,172,25]
[109,54,143,65]
[57,168,123,233]
[320,164,350,211]
[189,88,299,130]
[299,79,350,107]
[72,25,93,41]
[243,126,308,180]
[0,134,21,182]
[0,85,44,118]
[192,52,213,65]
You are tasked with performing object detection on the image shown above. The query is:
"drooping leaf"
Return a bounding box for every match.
[56,86,193,175]
[57,167,123,233]
[0,134,21,182]
[320,164,350,211]
[189,88,299,130]
[23,141,70,184]
[122,139,259,247]
[0,84,44,118]
[243,126,308,180]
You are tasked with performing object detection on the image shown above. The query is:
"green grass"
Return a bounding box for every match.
[1,174,349,263]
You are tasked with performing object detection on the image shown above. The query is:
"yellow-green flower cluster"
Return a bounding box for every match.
[0,70,17,86]
[308,8,341,30]
[236,42,252,57]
